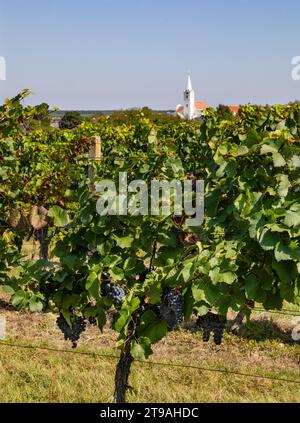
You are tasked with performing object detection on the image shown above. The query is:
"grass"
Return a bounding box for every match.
[0,342,299,403]
[0,291,299,403]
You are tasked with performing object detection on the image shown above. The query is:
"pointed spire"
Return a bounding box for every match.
[187,74,192,91]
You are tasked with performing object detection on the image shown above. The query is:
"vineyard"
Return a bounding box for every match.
[0,90,300,403]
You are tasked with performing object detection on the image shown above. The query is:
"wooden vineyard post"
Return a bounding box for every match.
[88,136,101,191]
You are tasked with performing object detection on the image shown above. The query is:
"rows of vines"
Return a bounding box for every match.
[0,90,300,402]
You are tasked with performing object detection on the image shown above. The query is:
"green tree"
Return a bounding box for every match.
[216,104,234,120]
[96,107,181,126]
[59,111,82,129]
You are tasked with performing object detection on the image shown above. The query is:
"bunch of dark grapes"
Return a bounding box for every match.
[40,282,54,298]
[196,312,226,345]
[88,316,97,326]
[56,313,87,348]
[159,287,184,330]
[102,283,126,307]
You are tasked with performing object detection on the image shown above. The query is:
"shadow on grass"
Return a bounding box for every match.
[0,298,15,311]
[234,317,297,344]
[184,316,298,345]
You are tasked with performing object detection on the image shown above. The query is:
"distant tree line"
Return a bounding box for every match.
[33,102,300,131]
[95,107,181,125]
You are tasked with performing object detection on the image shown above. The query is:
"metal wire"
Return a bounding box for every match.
[0,340,299,385]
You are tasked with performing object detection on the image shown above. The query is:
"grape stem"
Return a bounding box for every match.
[148,240,157,272]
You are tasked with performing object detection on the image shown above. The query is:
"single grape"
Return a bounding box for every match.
[202,328,211,342]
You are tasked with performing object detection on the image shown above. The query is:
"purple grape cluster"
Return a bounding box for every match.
[159,287,184,330]
[196,312,226,345]
[102,283,126,307]
[56,313,86,348]
[88,316,97,326]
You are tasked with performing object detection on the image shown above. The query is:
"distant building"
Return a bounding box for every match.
[50,117,61,128]
[176,75,208,120]
[228,106,240,115]
[176,75,240,119]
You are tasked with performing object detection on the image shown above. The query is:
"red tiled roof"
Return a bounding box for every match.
[195,101,209,110]
[176,101,209,113]
[229,106,240,114]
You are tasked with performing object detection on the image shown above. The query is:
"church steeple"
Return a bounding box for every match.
[187,74,192,91]
[183,74,195,120]
[176,74,207,120]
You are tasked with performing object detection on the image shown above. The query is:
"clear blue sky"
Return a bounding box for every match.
[1,0,300,109]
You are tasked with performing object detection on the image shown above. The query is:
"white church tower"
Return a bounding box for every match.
[176,74,207,120]
[183,75,195,120]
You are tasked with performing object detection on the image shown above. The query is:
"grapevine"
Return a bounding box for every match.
[1,92,300,403]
